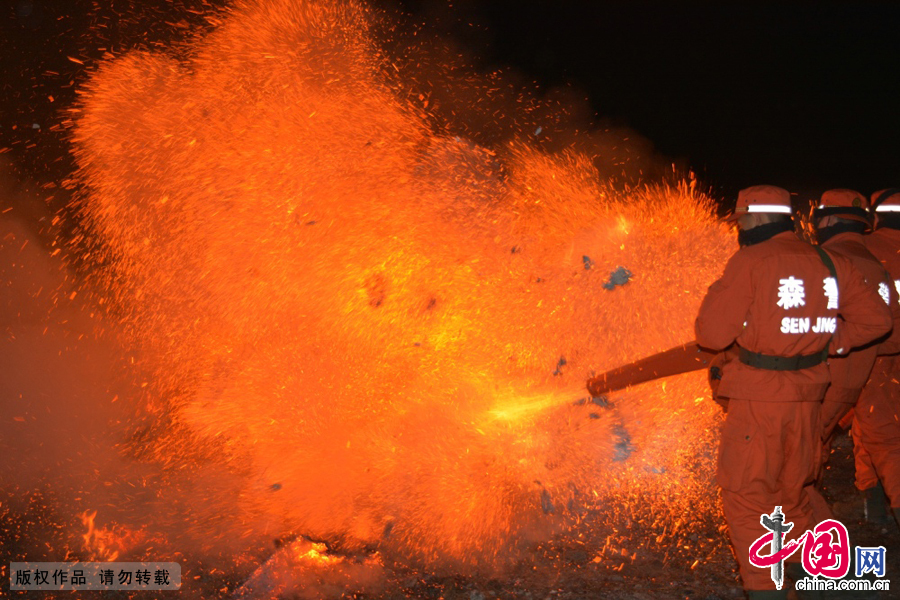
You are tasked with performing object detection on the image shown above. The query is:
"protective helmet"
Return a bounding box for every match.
[725,185,792,222]
[871,188,900,214]
[814,189,872,228]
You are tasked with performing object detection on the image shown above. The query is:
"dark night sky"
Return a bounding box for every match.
[2,0,899,201]
[412,0,900,199]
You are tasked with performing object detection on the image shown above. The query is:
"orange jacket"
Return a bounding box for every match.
[821,232,899,389]
[695,231,892,402]
[866,227,900,355]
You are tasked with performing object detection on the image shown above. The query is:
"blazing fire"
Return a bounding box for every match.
[50,0,738,587]
[80,510,144,562]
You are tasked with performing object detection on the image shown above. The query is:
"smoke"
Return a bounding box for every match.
[0,161,149,562]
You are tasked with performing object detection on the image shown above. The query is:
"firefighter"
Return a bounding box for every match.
[853,188,900,525]
[813,190,898,447]
[695,185,892,599]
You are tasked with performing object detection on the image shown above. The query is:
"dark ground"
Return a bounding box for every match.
[3,429,898,599]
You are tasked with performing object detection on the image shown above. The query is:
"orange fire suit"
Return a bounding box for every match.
[695,231,892,591]
[819,232,900,435]
[856,227,900,506]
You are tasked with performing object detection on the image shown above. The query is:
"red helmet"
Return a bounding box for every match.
[814,189,871,228]
[725,185,792,222]
[871,188,900,214]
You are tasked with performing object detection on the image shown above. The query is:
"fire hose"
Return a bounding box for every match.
[585,341,720,398]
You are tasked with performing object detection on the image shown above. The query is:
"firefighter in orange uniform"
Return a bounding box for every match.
[695,185,892,599]
[854,189,900,524]
[813,190,899,447]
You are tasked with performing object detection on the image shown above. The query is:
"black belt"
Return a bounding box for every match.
[738,347,828,371]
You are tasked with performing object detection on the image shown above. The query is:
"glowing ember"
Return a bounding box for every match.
[67,0,736,575]
[295,542,341,565]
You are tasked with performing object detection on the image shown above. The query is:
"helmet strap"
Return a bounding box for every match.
[816,221,867,244]
[737,219,794,248]
[876,214,900,231]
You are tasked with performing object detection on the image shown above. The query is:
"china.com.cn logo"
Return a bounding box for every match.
[749,506,888,591]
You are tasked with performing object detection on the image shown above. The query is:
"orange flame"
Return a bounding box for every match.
[80,510,142,561]
[70,0,736,571]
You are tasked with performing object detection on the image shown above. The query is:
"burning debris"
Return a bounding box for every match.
[232,538,385,600]
[601,266,633,290]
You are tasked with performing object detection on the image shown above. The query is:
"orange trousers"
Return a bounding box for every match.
[718,399,820,591]
[852,355,900,507]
